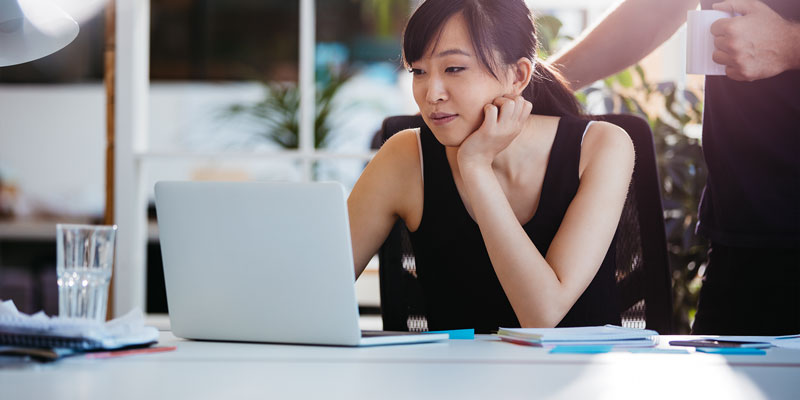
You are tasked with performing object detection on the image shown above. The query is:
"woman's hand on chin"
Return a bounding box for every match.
[456,95,532,169]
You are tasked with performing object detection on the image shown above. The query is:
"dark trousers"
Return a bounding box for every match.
[692,242,800,335]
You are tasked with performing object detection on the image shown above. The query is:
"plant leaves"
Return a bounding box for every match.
[615,69,634,88]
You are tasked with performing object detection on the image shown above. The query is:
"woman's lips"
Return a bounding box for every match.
[429,112,458,125]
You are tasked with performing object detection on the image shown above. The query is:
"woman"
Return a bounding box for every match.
[349,0,634,332]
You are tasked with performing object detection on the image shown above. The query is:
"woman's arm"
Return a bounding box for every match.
[459,120,634,327]
[348,129,423,279]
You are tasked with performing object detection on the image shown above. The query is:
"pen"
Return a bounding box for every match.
[86,346,177,359]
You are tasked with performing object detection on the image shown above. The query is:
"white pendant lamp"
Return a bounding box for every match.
[0,0,79,67]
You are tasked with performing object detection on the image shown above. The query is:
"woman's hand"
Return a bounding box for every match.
[456,95,533,169]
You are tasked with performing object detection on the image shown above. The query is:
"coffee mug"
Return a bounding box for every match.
[686,10,734,75]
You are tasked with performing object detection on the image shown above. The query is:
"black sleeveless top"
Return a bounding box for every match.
[407,116,621,333]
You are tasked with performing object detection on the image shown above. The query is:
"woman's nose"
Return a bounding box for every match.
[426,78,447,104]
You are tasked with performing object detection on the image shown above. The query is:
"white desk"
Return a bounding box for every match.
[2,331,799,399]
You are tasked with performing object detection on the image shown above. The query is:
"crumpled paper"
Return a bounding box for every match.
[0,299,159,350]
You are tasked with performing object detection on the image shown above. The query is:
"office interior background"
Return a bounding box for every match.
[0,0,706,332]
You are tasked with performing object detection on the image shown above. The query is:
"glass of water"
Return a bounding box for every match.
[56,224,117,321]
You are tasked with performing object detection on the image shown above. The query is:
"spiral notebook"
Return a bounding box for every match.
[0,300,159,354]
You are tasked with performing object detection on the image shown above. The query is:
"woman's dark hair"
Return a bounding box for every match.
[402,0,582,117]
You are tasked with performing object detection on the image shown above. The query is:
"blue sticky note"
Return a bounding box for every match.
[550,345,612,354]
[425,329,474,340]
[696,347,766,355]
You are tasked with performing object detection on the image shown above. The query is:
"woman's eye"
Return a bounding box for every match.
[445,67,465,73]
[409,68,424,76]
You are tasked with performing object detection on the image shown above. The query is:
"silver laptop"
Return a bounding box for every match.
[154,181,447,346]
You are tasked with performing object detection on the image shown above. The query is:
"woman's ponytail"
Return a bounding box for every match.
[523,61,584,118]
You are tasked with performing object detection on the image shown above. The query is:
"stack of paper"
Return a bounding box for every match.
[496,325,658,347]
[773,335,800,349]
[0,299,159,360]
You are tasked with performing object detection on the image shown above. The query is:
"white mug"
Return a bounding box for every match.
[686,10,734,75]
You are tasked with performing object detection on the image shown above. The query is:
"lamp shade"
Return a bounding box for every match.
[0,0,79,67]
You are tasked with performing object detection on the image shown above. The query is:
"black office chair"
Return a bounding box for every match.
[371,114,673,334]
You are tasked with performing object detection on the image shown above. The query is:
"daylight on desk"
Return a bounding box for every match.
[1,0,798,399]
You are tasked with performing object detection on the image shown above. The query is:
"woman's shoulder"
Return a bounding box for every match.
[583,120,632,153]
[579,120,634,175]
[375,128,422,163]
[367,127,424,187]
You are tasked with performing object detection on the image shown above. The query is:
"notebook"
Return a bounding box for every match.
[496,325,658,347]
[0,300,159,359]
[154,181,447,347]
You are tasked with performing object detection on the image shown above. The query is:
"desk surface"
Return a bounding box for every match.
[2,331,799,399]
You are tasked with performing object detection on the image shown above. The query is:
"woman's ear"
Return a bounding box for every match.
[509,57,533,95]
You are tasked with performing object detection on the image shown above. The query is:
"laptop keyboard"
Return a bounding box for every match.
[361,330,420,337]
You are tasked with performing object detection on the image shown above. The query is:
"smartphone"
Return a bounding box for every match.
[669,339,772,349]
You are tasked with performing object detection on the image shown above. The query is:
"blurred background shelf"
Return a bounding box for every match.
[0,216,98,240]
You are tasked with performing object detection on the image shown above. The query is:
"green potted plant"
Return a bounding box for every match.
[221,66,351,150]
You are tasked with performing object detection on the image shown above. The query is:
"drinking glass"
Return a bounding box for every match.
[56,224,117,320]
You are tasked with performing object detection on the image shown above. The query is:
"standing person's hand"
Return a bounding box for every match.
[710,0,800,81]
[456,95,533,169]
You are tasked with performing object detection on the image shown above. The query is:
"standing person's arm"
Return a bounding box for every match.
[710,0,800,81]
[549,0,699,90]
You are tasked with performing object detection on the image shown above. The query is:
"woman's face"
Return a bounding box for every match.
[409,13,514,147]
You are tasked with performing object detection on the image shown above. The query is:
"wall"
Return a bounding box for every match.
[0,84,106,217]
[0,76,413,218]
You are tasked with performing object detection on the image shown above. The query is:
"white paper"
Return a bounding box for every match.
[772,336,800,350]
[498,324,659,345]
[0,299,158,349]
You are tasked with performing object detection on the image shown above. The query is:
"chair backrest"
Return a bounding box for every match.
[371,114,673,334]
